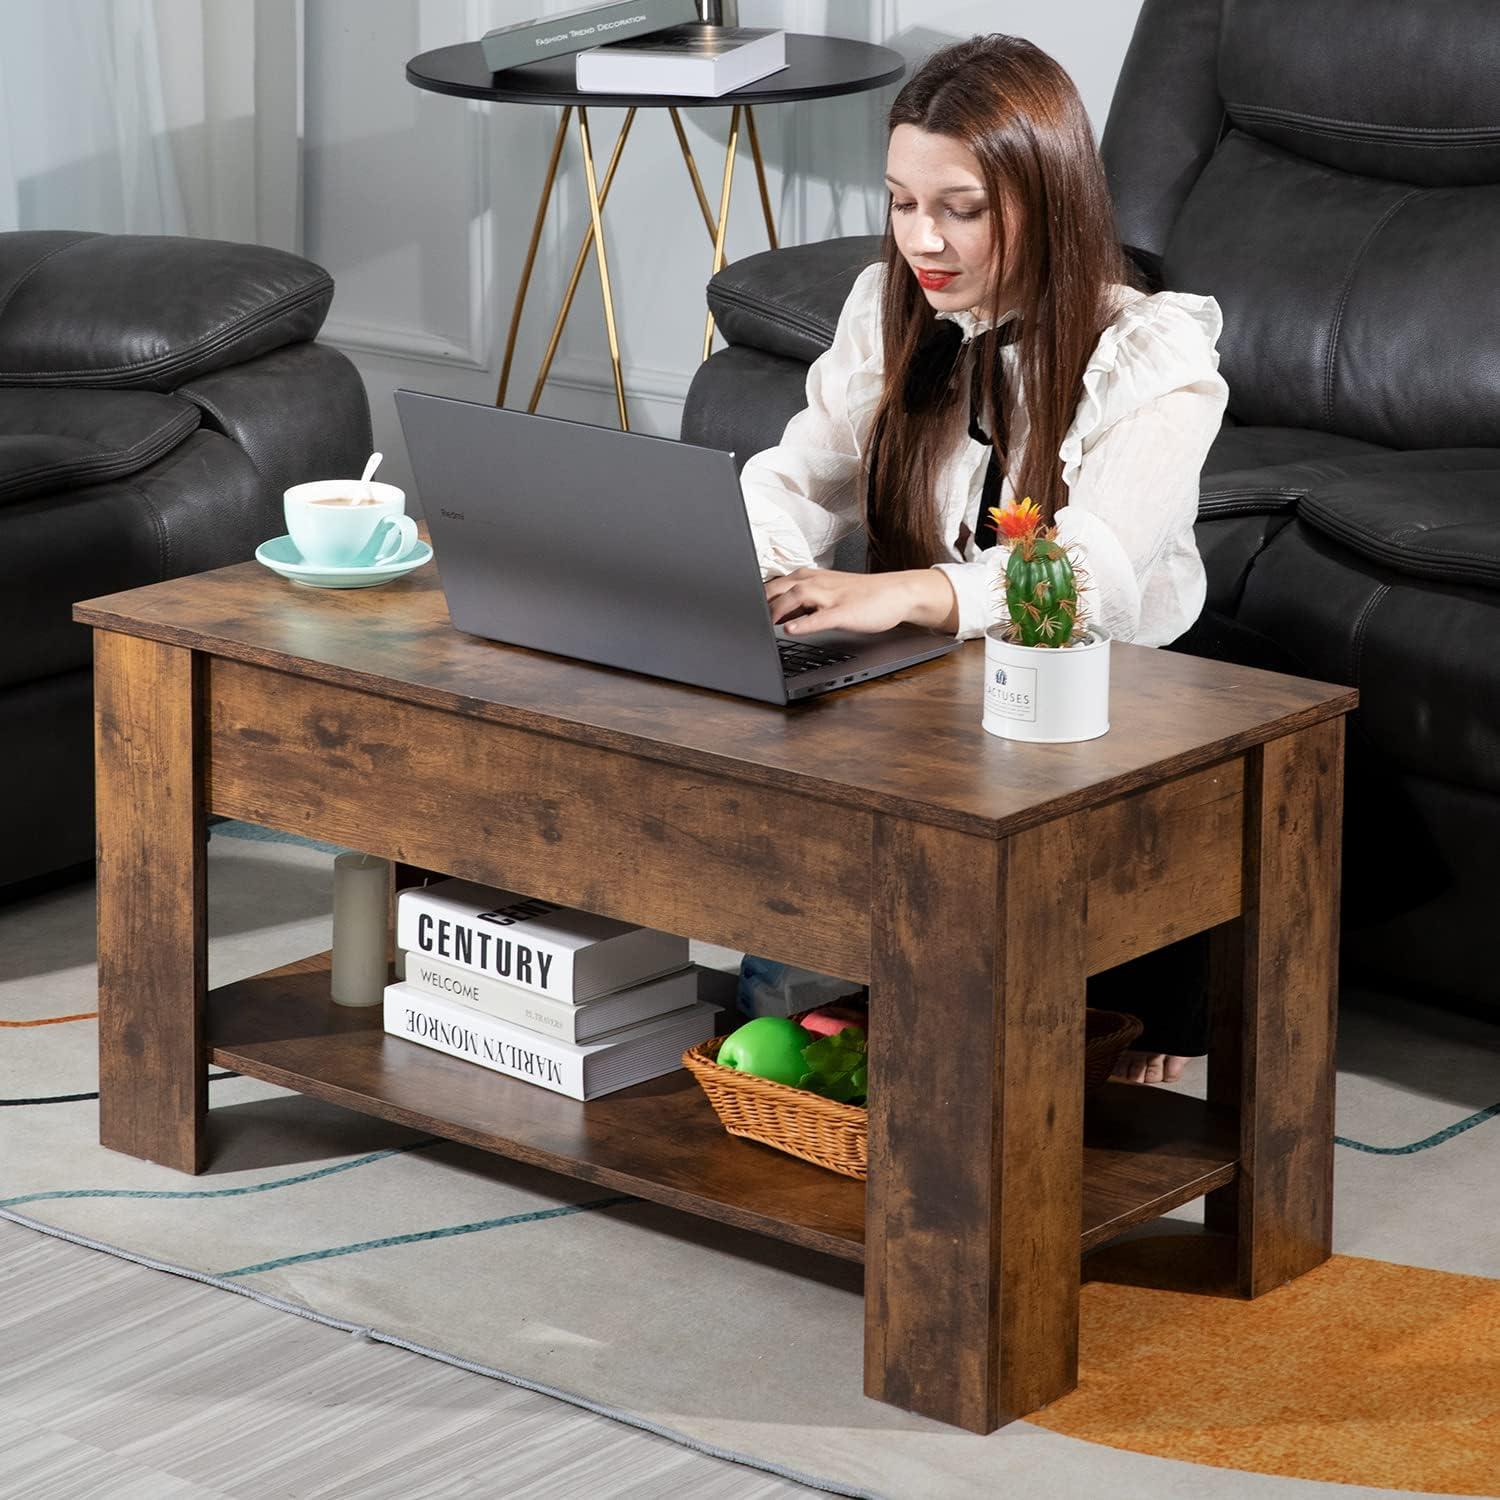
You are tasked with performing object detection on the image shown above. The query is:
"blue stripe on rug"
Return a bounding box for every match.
[215,1194,640,1278]
[1335,1101,1500,1156]
[0,1140,438,1208]
[209,819,349,855]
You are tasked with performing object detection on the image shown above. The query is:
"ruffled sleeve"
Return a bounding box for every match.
[738,262,886,578]
[1051,289,1227,646]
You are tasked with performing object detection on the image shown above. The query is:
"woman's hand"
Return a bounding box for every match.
[765,568,959,636]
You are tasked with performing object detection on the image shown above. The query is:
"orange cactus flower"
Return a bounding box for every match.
[989,496,1043,541]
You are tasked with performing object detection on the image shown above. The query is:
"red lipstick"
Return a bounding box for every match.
[916,268,958,290]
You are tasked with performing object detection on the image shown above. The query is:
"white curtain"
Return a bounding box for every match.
[0,0,303,249]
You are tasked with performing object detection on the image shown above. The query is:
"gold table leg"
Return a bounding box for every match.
[496,107,572,407]
[745,106,778,251]
[703,104,741,363]
[527,108,636,420]
[577,106,629,432]
[670,107,730,254]
[508,103,780,424]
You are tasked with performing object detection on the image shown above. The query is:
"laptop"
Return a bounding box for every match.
[394,391,961,704]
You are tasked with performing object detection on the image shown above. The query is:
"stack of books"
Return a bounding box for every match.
[478,0,787,97]
[385,878,715,1100]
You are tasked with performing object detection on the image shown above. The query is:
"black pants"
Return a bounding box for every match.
[1086,607,1301,1056]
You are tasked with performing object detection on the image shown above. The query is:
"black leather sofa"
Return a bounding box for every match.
[682,0,1500,1010]
[0,231,372,892]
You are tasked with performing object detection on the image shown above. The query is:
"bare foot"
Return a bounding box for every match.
[1112,1050,1189,1085]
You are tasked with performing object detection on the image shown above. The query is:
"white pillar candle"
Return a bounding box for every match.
[331,852,390,1007]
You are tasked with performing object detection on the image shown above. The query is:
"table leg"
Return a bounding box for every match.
[1205,720,1343,1292]
[744,107,778,250]
[702,105,741,362]
[94,634,207,1173]
[575,106,628,431]
[865,813,1087,1432]
[669,108,731,258]
[528,109,637,419]
[496,106,572,408]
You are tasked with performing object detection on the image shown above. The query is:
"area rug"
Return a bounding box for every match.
[3,824,1498,1500]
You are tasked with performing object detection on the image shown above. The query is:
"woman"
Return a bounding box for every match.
[739,35,1229,1083]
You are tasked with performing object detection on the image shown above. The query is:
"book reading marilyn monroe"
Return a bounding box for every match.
[394,879,689,1004]
[384,981,717,1100]
[478,0,700,73]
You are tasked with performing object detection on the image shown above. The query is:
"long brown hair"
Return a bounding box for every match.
[866,35,1138,572]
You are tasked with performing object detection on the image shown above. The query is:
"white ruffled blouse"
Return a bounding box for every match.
[738,262,1229,646]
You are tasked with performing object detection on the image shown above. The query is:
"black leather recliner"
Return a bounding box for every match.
[0,231,372,892]
[682,0,1500,1010]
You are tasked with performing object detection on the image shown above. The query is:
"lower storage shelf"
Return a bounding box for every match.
[209,954,1239,1264]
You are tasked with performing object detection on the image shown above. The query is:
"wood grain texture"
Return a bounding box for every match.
[1084,759,1243,974]
[206,661,871,982]
[75,554,1355,838]
[94,633,206,1172]
[1222,719,1344,1294]
[864,814,1087,1433]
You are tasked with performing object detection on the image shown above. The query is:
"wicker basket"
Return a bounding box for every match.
[683,1007,1144,1180]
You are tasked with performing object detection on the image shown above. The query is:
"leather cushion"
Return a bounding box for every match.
[0,429,269,692]
[0,388,199,504]
[0,231,334,391]
[1295,454,1500,589]
[1219,0,1500,187]
[1164,132,1500,448]
[1237,516,1500,796]
[1203,426,1387,481]
[707,235,883,363]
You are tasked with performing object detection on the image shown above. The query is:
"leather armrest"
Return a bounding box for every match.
[0,231,334,391]
[178,342,373,508]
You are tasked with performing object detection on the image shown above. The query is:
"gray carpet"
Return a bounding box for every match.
[2,824,1495,1499]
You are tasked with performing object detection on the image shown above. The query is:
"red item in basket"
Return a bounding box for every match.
[797,1003,868,1039]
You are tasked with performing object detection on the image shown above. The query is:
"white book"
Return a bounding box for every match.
[384,980,717,1100]
[403,951,700,1043]
[575,24,787,97]
[396,879,688,1004]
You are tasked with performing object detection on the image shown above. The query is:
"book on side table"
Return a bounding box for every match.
[478,0,700,73]
[575,24,787,95]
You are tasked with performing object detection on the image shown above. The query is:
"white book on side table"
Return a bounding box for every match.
[575,25,787,96]
[384,981,717,1100]
[403,951,699,1044]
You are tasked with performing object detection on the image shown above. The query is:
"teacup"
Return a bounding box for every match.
[284,479,418,567]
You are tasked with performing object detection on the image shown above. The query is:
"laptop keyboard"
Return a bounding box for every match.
[778,639,858,678]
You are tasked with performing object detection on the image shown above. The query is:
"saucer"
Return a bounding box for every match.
[254,534,433,589]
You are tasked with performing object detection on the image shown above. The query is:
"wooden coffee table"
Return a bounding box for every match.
[75,556,1355,1434]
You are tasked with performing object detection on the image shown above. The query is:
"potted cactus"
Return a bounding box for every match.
[982,498,1111,743]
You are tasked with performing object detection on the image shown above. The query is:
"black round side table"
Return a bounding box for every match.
[406,34,904,429]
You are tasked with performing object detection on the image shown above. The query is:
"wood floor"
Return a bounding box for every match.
[0,1218,819,1500]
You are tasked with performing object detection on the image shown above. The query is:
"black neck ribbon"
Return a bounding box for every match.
[865,317,1020,558]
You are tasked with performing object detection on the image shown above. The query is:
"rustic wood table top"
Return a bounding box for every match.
[75,551,1355,834]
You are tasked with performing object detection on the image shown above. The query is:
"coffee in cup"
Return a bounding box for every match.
[284,479,418,566]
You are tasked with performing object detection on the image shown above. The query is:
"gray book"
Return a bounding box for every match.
[480,0,702,73]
